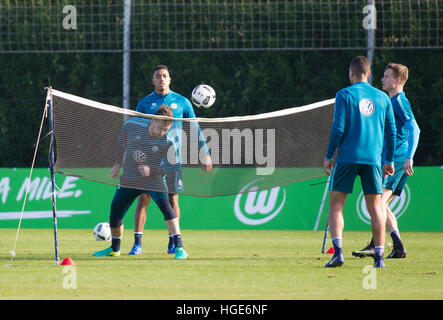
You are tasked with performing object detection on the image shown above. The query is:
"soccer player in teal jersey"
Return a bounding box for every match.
[129,65,212,255]
[352,63,420,259]
[93,106,188,259]
[323,56,397,268]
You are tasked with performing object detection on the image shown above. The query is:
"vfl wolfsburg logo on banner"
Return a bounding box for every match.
[356,184,411,224]
[234,178,286,225]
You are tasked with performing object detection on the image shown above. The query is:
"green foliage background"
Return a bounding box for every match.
[0,1,441,167]
[0,49,441,167]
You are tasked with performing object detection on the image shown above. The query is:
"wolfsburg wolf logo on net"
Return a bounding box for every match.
[356,184,411,224]
[234,178,286,225]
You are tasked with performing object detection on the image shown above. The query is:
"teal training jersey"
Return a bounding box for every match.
[326,82,397,166]
[382,92,415,162]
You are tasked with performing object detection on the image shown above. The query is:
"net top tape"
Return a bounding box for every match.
[49,88,335,123]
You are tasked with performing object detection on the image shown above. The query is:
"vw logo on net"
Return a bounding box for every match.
[356,184,411,224]
[234,178,286,225]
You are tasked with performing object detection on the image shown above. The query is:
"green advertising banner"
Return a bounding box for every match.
[0,167,442,231]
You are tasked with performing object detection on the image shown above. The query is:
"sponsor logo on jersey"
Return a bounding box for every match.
[132,150,146,163]
[359,98,375,116]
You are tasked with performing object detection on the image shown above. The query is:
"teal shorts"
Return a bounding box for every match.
[330,163,383,194]
[383,161,409,196]
[166,169,184,193]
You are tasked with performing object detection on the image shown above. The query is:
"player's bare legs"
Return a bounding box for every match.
[384,191,397,232]
[385,191,407,258]
[328,191,347,240]
[134,194,151,232]
[165,217,181,236]
[364,193,386,267]
[365,193,386,246]
[352,188,405,259]
[128,194,151,255]
[169,193,180,221]
[130,193,181,255]
[158,198,187,259]
[167,193,180,254]
[325,190,347,267]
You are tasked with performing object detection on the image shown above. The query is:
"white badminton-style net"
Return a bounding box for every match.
[49,89,334,197]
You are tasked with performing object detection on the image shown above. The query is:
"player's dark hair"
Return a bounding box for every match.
[153,64,169,74]
[155,105,173,125]
[350,56,370,77]
[385,63,409,84]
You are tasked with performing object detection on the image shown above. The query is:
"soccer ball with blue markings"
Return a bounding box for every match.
[93,222,111,241]
[191,84,216,108]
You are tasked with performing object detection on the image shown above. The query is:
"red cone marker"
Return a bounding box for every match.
[60,257,75,266]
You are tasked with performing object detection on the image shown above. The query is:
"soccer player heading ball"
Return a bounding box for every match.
[93,106,188,259]
[129,65,212,256]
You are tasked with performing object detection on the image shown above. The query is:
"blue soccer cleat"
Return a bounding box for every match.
[325,253,344,268]
[167,243,176,255]
[174,247,188,260]
[93,247,120,257]
[128,244,142,255]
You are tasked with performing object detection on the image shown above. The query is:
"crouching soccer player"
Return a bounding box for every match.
[93,105,188,259]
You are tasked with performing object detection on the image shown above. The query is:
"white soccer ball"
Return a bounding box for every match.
[191,84,216,108]
[93,222,111,241]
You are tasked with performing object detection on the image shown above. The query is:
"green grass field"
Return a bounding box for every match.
[1,229,442,300]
